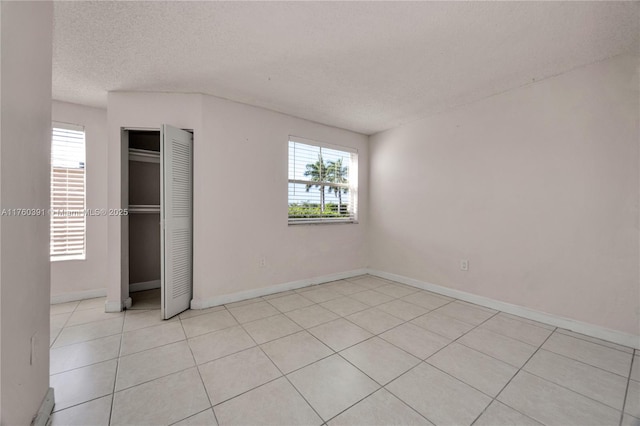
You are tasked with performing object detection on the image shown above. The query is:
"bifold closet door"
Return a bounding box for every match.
[161,124,193,319]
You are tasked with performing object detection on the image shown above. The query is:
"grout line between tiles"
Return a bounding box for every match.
[470,328,558,425]
[177,314,220,426]
[227,310,327,424]
[620,349,636,426]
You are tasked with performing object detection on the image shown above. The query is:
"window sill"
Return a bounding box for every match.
[51,255,86,262]
[288,220,358,226]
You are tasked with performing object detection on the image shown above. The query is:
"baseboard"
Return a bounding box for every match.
[368,269,640,350]
[129,279,160,293]
[190,268,368,310]
[32,387,54,426]
[105,297,132,313]
[50,288,107,304]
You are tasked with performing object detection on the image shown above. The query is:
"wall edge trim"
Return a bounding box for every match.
[367,269,640,350]
[190,268,368,309]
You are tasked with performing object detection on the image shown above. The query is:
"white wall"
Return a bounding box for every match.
[369,54,639,337]
[0,2,53,424]
[195,95,368,303]
[51,101,108,300]
[105,92,368,308]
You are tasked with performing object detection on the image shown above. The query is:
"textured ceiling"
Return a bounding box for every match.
[53,1,639,135]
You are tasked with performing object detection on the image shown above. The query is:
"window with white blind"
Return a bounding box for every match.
[51,123,86,260]
[288,136,358,224]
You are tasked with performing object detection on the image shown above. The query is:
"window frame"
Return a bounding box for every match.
[50,121,87,262]
[288,136,358,225]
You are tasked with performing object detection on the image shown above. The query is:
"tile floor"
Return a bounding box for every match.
[49,275,639,426]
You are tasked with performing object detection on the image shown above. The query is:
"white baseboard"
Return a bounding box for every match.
[130,279,160,293]
[51,288,107,304]
[368,269,640,350]
[190,268,368,310]
[32,387,54,426]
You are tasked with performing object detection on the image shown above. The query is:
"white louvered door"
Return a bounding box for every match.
[161,125,193,319]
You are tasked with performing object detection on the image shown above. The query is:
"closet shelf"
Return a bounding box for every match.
[128,204,160,214]
[129,148,160,164]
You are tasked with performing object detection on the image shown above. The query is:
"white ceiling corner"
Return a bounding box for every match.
[53,1,639,135]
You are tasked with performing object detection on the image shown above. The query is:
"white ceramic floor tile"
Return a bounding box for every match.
[386,362,491,426]
[498,371,621,426]
[180,310,238,338]
[261,331,333,374]
[214,377,322,426]
[53,317,124,348]
[228,301,280,323]
[376,299,428,321]
[542,332,632,376]
[427,342,517,397]
[50,394,112,426]
[267,293,315,312]
[349,290,394,306]
[50,301,80,315]
[410,310,475,339]
[320,296,369,316]
[285,304,340,329]
[50,359,117,411]
[111,368,210,426]
[120,321,186,356]
[524,349,628,410]
[345,276,387,289]
[116,341,195,391]
[224,297,264,309]
[75,297,107,311]
[243,314,302,344]
[178,305,225,320]
[65,307,124,327]
[173,409,217,426]
[308,318,372,351]
[401,291,451,311]
[557,328,634,353]
[302,287,343,303]
[50,334,121,375]
[380,323,450,359]
[346,307,404,334]
[434,300,496,326]
[198,346,281,404]
[474,401,542,426]
[51,312,72,330]
[499,312,556,330]
[341,337,420,385]
[622,413,640,426]
[374,283,419,298]
[124,309,177,332]
[631,355,640,382]
[188,325,255,365]
[480,314,552,347]
[331,281,368,296]
[287,354,379,421]
[459,328,537,368]
[626,380,640,418]
[328,388,431,426]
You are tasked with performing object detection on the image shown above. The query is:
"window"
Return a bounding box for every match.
[51,123,86,260]
[288,136,358,224]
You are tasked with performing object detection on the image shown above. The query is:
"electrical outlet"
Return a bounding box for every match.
[460,259,469,271]
[259,257,267,268]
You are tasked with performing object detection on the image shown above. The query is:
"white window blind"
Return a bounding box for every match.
[51,123,86,260]
[288,136,358,224]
